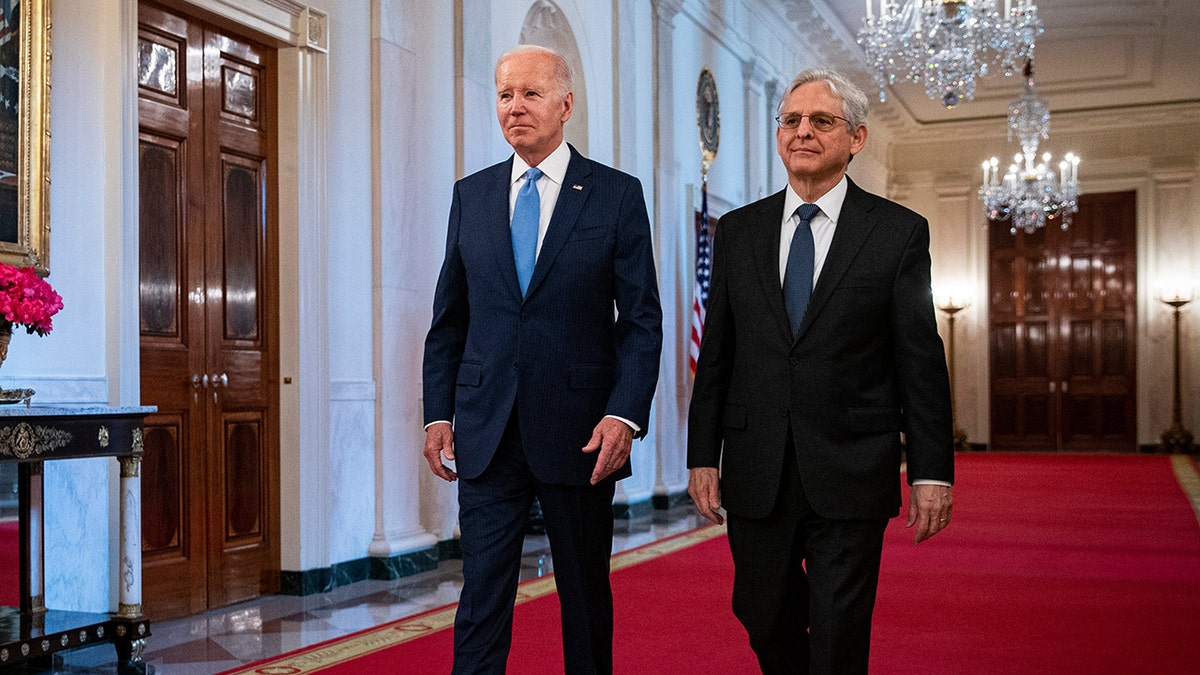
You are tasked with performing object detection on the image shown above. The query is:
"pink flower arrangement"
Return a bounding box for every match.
[0,263,63,336]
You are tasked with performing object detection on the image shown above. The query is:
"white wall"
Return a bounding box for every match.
[319,0,378,571]
[30,0,128,613]
[374,0,455,555]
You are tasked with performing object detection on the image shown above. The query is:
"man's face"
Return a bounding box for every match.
[496,52,573,164]
[776,82,867,187]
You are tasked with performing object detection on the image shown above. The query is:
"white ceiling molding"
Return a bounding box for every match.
[184,0,325,49]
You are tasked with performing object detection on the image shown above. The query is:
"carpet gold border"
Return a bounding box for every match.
[1171,454,1200,530]
[224,524,725,674]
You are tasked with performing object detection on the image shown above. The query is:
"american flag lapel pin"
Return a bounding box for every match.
[572,184,583,190]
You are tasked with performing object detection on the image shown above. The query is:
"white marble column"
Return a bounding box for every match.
[742,58,772,203]
[930,179,985,443]
[273,4,335,572]
[763,78,779,193]
[650,0,690,503]
[369,0,439,556]
[1145,165,1199,444]
[611,0,659,509]
[117,451,142,618]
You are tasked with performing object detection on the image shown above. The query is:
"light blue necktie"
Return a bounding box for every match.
[783,203,821,337]
[511,167,543,297]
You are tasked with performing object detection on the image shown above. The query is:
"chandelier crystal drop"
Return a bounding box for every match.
[857,0,1043,108]
[979,61,1080,235]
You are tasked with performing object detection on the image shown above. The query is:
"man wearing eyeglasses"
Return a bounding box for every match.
[687,68,955,674]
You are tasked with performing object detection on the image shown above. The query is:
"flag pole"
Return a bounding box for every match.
[690,159,712,377]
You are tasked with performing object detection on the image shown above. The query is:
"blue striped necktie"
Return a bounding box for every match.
[783,203,821,337]
[511,167,543,297]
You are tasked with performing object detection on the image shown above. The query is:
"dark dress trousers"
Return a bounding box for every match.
[424,145,662,674]
[688,179,953,672]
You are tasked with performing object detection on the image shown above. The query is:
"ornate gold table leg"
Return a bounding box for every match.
[117,453,142,619]
[29,461,45,614]
[114,446,149,673]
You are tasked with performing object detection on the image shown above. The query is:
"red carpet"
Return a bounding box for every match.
[350,528,755,674]
[220,526,754,674]
[871,453,1200,674]
[224,454,1200,674]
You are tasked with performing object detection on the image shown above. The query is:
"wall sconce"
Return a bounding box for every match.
[936,289,972,453]
[1157,282,1195,454]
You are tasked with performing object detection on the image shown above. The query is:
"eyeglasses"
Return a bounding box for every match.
[775,112,851,133]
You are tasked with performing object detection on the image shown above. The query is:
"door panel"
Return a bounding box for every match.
[203,26,277,609]
[989,191,1137,452]
[1057,193,1137,452]
[989,220,1058,450]
[219,158,263,342]
[138,3,207,619]
[139,1,278,620]
[140,419,183,551]
[138,142,182,336]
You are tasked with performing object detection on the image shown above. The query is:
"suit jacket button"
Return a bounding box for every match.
[779,408,789,418]
[790,358,800,367]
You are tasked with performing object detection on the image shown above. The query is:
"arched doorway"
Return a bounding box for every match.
[519,0,588,155]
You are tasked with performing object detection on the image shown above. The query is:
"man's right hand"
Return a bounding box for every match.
[423,422,458,482]
[688,467,724,525]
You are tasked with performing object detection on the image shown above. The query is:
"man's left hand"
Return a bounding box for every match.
[906,484,953,545]
[582,417,633,485]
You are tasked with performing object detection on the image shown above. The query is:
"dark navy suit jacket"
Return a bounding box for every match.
[423,145,662,485]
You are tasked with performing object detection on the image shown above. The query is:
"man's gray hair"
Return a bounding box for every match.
[496,44,573,97]
[778,68,869,129]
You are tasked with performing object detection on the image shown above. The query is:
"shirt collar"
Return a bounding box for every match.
[782,175,849,225]
[511,141,570,187]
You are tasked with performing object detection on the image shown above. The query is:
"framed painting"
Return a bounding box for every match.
[0,0,50,274]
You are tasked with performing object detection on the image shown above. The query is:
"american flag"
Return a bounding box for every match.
[689,180,712,375]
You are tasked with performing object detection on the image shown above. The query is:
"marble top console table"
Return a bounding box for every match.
[0,405,154,672]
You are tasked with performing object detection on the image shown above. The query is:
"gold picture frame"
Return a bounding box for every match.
[0,0,50,274]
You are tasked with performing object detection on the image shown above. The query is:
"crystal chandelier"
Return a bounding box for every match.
[979,61,1079,234]
[857,0,1043,108]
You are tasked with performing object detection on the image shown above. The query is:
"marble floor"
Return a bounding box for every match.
[31,503,703,674]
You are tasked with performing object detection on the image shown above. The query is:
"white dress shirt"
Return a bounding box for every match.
[510,141,571,256]
[778,176,846,290]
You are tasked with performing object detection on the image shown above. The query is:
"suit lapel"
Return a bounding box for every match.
[795,179,877,341]
[750,191,794,342]
[484,158,524,302]
[525,146,593,298]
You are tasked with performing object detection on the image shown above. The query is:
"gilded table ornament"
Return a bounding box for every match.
[120,455,141,478]
[0,388,34,405]
[117,602,143,620]
[0,422,71,459]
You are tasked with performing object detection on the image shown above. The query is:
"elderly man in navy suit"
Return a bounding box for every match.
[422,44,662,675]
[688,68,955,674]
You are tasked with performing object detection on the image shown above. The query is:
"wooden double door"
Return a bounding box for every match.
[989,191,1138,452]
[137,2,279,620]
